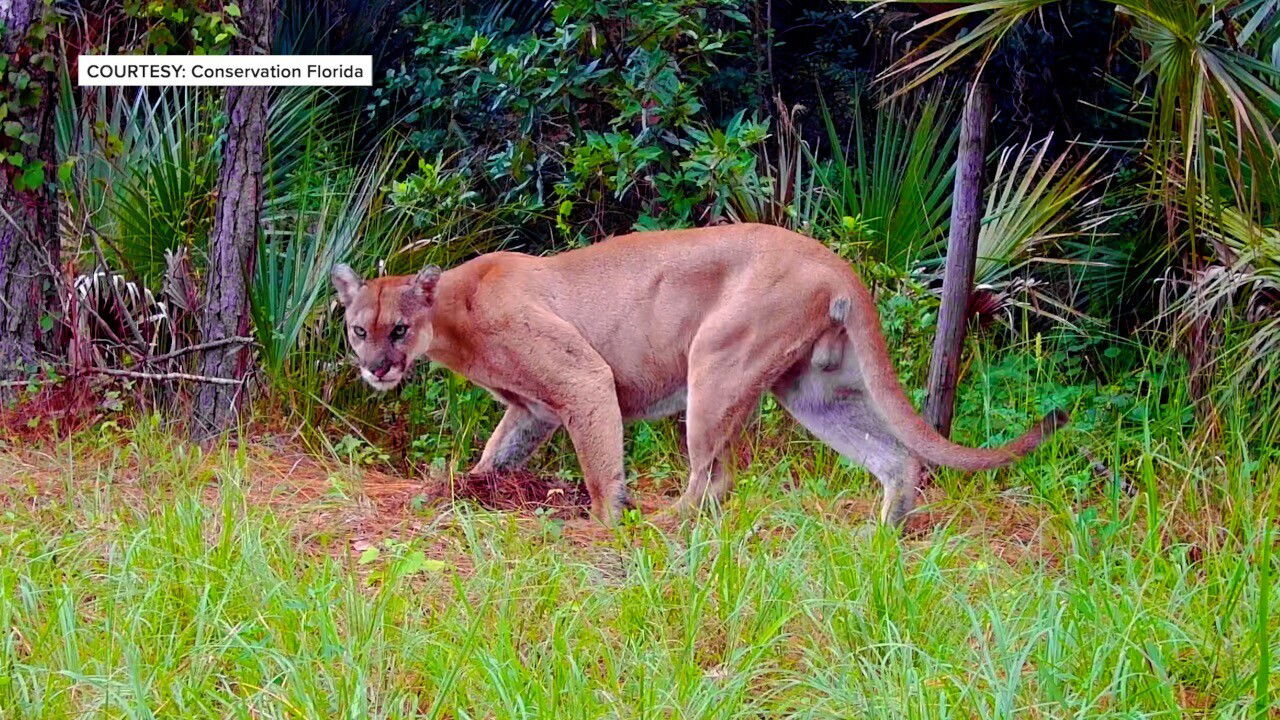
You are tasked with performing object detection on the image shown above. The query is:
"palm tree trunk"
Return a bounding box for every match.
[924,80,991,437]
[191,0,274,440]
[0,0,62,388]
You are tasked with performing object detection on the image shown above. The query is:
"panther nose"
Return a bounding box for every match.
[372,359,397,379]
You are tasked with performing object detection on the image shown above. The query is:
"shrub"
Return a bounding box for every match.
[381,0,770,241]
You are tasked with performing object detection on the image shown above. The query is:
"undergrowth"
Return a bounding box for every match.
[1,341,1277,718]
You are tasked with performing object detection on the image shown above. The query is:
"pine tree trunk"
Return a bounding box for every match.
[923,81,991,437]
[0,0,62,387]
[191,0,274,440]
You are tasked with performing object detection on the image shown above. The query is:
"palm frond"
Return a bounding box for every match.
[252,150,408,379]
[1163,198,1280,386]
[878,0,1057,95]
[809,90,959,268]
[915,134,1111,329]
[105,88,219,283]
[974,135,1109,286]
[857,0,1280,217]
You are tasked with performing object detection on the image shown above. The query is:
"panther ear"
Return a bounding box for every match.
[413,265,442,304]
[331,264,363,306]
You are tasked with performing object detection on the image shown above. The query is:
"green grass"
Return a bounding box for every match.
[1,348,1278,719]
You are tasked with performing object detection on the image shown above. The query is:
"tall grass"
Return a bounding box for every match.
[1,343,1277,718]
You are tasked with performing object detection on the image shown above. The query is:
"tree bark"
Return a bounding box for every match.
[0,0,62,388]
[191,0,274,440]
[923,81,991,437]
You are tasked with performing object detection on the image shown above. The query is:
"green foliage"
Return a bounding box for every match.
[867,0,1280,253]
[1117,0,1280,213]
[60,87,358,283]
[947,135,1111,331]
[119,0,242,54]
[810,92,958,268]
[0,0,57,194]
[639,110,772,228]
[251,150,406,384]
[1165,196,1280,388]
[831,0,1280,389]
[973,136,1107,288]
[399,371,504,470]
[332,433,392,466]
[383,0,768,237]
[384,154,525,270]
[104,89,220,282]
[388,156,478,232]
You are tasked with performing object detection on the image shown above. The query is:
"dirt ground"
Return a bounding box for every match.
[0,428,1061,574]
[0,383,1061,569]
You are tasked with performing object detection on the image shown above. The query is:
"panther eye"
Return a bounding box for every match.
[352,326,366,339]
[390,324,408,341]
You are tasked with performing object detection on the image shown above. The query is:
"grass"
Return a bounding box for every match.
[1,347,1278,719]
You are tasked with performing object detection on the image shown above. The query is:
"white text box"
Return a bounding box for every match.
[78,55,373,87]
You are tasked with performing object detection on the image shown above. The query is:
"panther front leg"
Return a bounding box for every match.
[472,404,560,473]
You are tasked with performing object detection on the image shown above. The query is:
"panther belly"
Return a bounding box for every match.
[623,387,687,421]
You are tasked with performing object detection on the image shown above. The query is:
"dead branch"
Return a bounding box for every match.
[143,336,257,365]
[0,335,257,390]
[92,368,244,385]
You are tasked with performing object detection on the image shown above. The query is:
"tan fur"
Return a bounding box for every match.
[333,224,1067,525]
[810,298,849,372]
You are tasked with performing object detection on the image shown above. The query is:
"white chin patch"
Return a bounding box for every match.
[360,368,403,392]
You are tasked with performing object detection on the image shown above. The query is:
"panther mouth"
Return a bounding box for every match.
[360,367,404,392]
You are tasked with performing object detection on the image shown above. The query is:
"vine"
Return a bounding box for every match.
[1,0,58,194]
